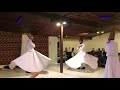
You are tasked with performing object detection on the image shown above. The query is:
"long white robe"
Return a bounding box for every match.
[9,39,51,72]
[104,40,120,78]
[65,44,98,69]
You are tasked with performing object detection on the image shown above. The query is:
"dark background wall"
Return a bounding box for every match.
[0,31,49,65]
[0,31,22,65]
[0,12,51,65]
[34,35,49,57]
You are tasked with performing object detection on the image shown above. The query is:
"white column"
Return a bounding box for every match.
[48,36,58,64]
[21,34,29,55]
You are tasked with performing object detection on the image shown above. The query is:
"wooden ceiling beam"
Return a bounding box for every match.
[28,12,100,28]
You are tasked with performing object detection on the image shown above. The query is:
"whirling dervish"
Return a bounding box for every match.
[104,31,120,78]
[9,33,51,78]
[65,38,98,70]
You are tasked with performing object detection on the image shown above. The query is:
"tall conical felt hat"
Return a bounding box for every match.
[108,31,115,40]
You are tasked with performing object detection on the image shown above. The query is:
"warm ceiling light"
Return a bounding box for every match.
[101,31,104,34]
[56,23,61,26]
[65,36,67,37]
[82,33,88,35]
[63,21,67,24]
[97,31,100,34]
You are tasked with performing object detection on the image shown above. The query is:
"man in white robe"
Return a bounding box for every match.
[104,31,120,78]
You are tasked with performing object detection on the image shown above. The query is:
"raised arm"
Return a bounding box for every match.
[77,44,85,50]
[77,44,82,50]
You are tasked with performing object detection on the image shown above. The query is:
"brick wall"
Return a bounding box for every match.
[33,35,49,57]
[0,31,49,65]
[0,31,22,65]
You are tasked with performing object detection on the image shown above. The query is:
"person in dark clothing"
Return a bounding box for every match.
[71,48,76,57]
[101,48,107,66]
[96,48,102,57]
[91,48,96,56]
[102,48,107,59]
[96,48,103,67]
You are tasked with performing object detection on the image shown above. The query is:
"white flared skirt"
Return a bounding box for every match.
[65,51,98,69]
[104,56,120,78]
[9,49,51,72]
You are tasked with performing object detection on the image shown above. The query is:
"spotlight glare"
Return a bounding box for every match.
[56,23,61,26]
[97,31,100,34]
[101,31,104,34]
[63,22,66,24]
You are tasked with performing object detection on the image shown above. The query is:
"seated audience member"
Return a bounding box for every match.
[96,48,102,67]
[71,47,76,57]
[91,48,96,56]
[101,48,107,67]
[102,48,107,59]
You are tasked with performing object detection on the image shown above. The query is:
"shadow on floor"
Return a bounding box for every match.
[67,66,98,73]
[40,71,49,74]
